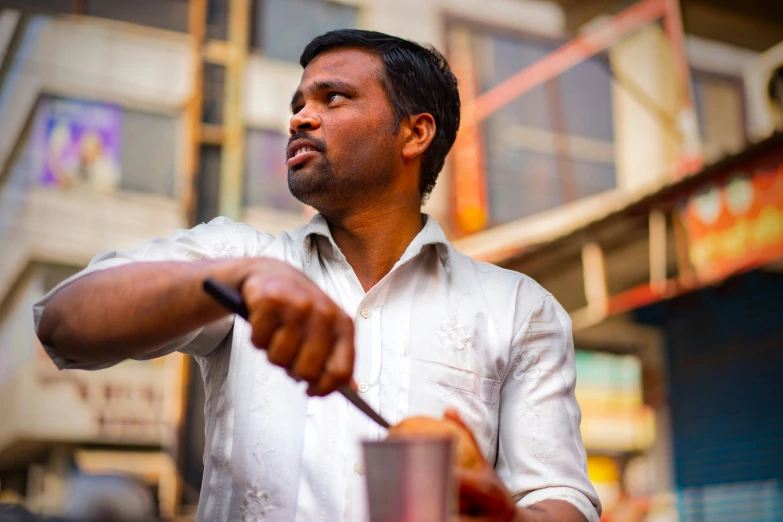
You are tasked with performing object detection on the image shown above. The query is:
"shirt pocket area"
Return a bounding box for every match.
[409,357,500,406]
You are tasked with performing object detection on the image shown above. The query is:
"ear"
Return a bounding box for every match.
[401,112,436,161]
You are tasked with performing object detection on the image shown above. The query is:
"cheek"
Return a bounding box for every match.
[328,115,393,163]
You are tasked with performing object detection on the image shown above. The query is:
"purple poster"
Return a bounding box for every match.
[33,97,122,192]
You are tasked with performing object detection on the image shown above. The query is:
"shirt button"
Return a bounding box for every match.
[354,462,365,475]
[358,381,370,393]
[360,308,372,319]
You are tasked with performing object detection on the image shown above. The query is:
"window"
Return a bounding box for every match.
[692,71,745,160]
[202,63,226,125]
[465,28,616,225]
[197,145,222,223]
[206,0,229,41]
[85,0,189,33]
[120,110,178,197]
[243,128,301,213]
[7,0,75,14]
[251,0,358,62]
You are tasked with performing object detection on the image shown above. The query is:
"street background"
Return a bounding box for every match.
[0,0,781,521]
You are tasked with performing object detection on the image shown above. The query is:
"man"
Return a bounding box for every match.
[35,30,601,522]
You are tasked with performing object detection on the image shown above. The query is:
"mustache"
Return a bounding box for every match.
[288,133,326,152]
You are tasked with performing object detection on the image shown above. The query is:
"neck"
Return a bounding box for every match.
[323,197,424,292]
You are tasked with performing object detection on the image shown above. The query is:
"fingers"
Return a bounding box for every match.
[307,315,355,396]
[445,409,485,464]
[307,372,339,397]
[291,305,334,383]
[266,322,306,368]
[247,294,281,349]
[445,408,470,430]
[455,469,516,520]
[252,285,309,366]
[243,261,355,396]
[328,315,355,384]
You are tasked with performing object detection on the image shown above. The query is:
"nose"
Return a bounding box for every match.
[289,103,321,135]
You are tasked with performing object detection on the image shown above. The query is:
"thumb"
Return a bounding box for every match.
[444,408,483,456]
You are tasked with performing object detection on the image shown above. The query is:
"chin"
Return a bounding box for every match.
[288,175,325,209]
[288,166,335,205]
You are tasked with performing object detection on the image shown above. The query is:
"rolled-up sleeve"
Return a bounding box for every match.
[496,295,601,522]
[32,217,274,370]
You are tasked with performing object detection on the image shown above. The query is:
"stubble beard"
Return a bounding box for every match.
[288,156,395,213]
[288,158,338,210]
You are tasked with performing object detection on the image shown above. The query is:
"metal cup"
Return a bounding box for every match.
[362,437,454,522]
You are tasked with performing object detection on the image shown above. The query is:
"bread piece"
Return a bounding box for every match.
[387,416,485,470]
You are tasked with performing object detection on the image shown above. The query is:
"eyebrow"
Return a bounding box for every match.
[290,79,357,111]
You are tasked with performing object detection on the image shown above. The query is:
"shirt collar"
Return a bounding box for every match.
[301,214,339,263]
[301,213,451,270]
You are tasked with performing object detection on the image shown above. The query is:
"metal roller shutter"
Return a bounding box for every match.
[637,271,783,522]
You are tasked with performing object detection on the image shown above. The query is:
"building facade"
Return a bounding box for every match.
[0,0,780,519]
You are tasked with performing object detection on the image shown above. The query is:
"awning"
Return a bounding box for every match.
[463,132,783,329]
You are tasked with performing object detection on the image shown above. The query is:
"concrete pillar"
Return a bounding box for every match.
[611,24,681,192]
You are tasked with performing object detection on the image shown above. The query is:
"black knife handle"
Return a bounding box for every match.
[203,278,249,320]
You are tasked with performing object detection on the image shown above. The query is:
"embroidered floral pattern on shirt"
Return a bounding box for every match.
[211,240,237,260]
[511,351,540,380]
[516,396,542,467]
[250,372,277,412]
[249,372,278,467]
[240,481,275,521]
[538,447,557,466]
[438,316,474,352]
[186,251,207,261]
[513,354,555,478]
[252,427,275,467]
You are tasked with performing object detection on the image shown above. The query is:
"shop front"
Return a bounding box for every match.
[479,132,783,521]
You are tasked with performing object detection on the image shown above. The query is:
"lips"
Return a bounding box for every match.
[286,139,322,168]
[292,145,317,158]
[287,139,321,160]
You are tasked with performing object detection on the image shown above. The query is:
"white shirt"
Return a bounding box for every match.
[34,214,601,522]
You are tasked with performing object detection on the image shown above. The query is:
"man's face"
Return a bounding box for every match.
[287,48,401,213]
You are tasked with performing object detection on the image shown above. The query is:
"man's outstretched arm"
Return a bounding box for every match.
[38,258,249,365]
[37,218,357,397]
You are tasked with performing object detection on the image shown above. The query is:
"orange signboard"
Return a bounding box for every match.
[682,149,783,283]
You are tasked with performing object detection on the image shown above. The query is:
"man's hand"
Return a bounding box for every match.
[241,258,355,397]
[456,467,518,522]
[455,468,588,522]
[443,409,515,521]
[445,410,588,522]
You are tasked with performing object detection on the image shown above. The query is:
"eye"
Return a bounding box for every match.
[327,92,346,103]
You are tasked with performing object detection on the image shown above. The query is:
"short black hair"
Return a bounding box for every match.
[300,29,461,198]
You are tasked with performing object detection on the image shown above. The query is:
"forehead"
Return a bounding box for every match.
[299,47,385,90]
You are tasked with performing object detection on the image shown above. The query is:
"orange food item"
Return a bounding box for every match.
[387,416,485,470]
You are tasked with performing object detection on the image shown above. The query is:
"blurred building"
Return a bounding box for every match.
[0,0,780,521]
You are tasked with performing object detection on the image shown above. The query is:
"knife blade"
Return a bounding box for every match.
[203,278,391,429]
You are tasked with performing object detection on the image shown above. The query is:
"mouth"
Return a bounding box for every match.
[287,140,322,168]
